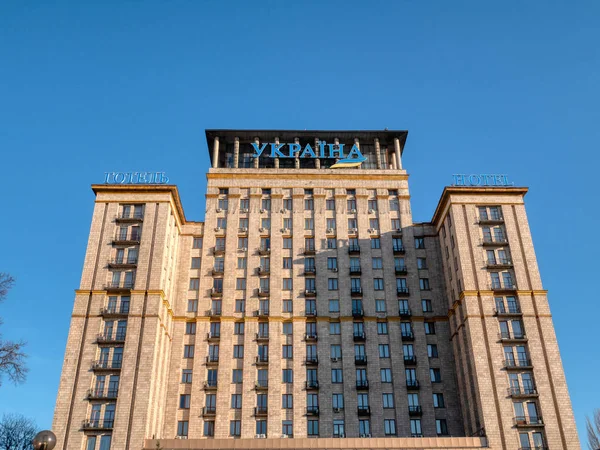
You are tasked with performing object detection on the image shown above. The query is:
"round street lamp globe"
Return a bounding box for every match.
[32,430,57,450]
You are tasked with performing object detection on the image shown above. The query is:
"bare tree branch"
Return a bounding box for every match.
[0,273,15,303]
[0,273,28,387]
[0,413,38,450]
[588,409,600,450]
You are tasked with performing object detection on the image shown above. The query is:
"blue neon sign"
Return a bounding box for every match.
[252,141,367,168]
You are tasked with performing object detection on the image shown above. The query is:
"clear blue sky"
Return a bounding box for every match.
[0,0,598,442]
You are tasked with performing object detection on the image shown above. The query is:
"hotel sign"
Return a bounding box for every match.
[452,174,513,186]
[104,172,170,184]
[252,141,367,168]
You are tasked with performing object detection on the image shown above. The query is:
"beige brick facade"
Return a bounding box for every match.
[52,130,578,450]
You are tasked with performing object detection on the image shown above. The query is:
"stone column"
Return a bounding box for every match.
[254,137,260,168]
[212,136,219,169]
[274,137,280,168]
[314,137,320,168]
[390,151,397,169]
[394,137,403,170]
[334,137,340,165]
[233,137,240,168]
[354,137,362,169]
[294,137,300,169]
[374,138,381,169]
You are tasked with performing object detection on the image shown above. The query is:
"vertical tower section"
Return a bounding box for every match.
[431,186,580,450]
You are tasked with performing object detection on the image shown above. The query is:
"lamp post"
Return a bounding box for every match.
[32,430,57,450]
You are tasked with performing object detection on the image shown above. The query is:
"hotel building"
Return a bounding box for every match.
[52,129,579,450]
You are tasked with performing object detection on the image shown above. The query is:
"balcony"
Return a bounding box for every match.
[253,309,269,318]
[96,332,126,344]
[211,267,224,276]
[355,355,368,365]
[399,308,412,318]
[304,289,317,297]
[351,287,362,296]
[256,356,269,365]
[203,380,218,390]
[206,332,220,341]
[305,356,319,365]
[255,381,268,390]
[238,227,248,235]
[305,309,317,317]
[258,227,270,236]
[352,308,364,318]
[103,280,134,292]
[87,389,118,400]
[395,266,408,275]
[304,267,317,275]
[205,309,222,317]
[403,355,417,365]
[353,332,366,342]
[397,287,410,296]
[481,237,509,246]
[504,358,533,369]
[91,360,121,371]
[348,245,360,254]
[210,288,223,297]
[508,387,538,398]
[356,380,369,390]
[202,407,216,416]
[258,246,271,255]
[303,247,316,256]
[306,406,320,416]
[116,212,144,222]
[81,420,113,430]
[357,406,371,416]
[256,266,270,276]
[254,407,268,417]
[408,405,422,416]
[205,355,219,365]
[108,258,138,269]
[212,246,226,256]
[486,259,513,269]
[401,332,414,341]
[255,333,269,341]
[478,215,504,225]
[99,307,129,318]
[406,380,420,390]
[305,380,319,389]
[304,333,318,342]
[490,283,517,292]
[513,416,544,427]
[494,306,522,316]
[393,245,406,254]
[349,267,362,275]
[258,288,270,297]
[112,233,141,245]
[498,332,527,342]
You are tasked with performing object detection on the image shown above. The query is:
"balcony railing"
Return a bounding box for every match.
[210,288,223,297]
[355,380,369,389]
[403,355,417,365]
[353,332,366,342]
[206,309,222,317]
[401,332,414,341]
[490,283,517,291]
[504,358,532,369]
[211,267,224,276]
[508,387,538,397]
[304,289,316,297]
[206,332,220,341]
[87,389,118,400]
[478,215,504,224]
[96,332,126,343]
[306,406,319,416]
[408,405,422,416]
[395,266,408,275]
[254,309,269,318]
[202,407,216,416]
[255,381,268,390]
[513,416,544,426]
[258,288,270,297]
[494,306,522,316]
[113,233,141,244]
[393,245,406,254]
[257,266,270,275]
[255,333,269,341]
[305,380,319,389]
[357,406,371,416]
[355,355,368,365]
[256,356,269,365]
[304,267,317,275]
[352,308,364,318]
[481,237,509,245]
[254,407,268,416]
[305,356,318,365]
[397,287,410,295]
[350,267,362,275]
[108,258,138,268]
[99,307,129,317]
[81,420,114,430]
[348,245,360,254]
[205,355,219,364]
[213,246,226,255]
[351,287,362,295]
[399,308,412,317]
[406,380,420,389]
[304,333,318,341]
[203,380,218,389]
[104,280,135,291]
[303,247,316,255]
[487,259,513,267]
[499,332,527,341]
[91,360,121,371]
[116,212,144,221]
[305,309,317,317]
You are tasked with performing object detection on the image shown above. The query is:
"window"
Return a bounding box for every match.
[390,199,400,211]
[235,257,246,269]
[333,420,345,437]
[380,368,392,382]
[230,394,242,409]
[308,419,319,436]
[373,278,384,290]
[420,278,430,290]
[424,322,436,335]
[235,299,245,312]
[371,238,381,249]
[382,393,394,408]
[282,345,293,359]
[369,219,379,231]
[330,322,341,335]
[372,257,383,269]
[305,198,314,210]
[283,322,293,335]
[281,198,292,210]
[282,257,293,269]
[189,278,199,290]
[282,420,293,436]
[232,369,243,383]
[430,368,442,382]
[436,419,448,436]
[428,344,439,358]
[179,394,190,409]
[327,238,337,249]
[181,369,192,383]
[433,393,445,408]
[233,345,244,358]
[415,237,425,249]
[327,257,337,270]
[331,369,343,383]
[416,257,427,269]
[305,218,314,230]
[187,299,198,312]
[234,322,245,335]
[329,299,340,312]
[185,322,196,335]
[177,421,189,437]
[86,437,96,450]
[282,394,293,409]
[326,199,336,210]
[330,345,342,359]
[192,237,203,249]
[283,299,293,312]
[328,279,338,290]
[282,369,293,383]
[189,256,201,269]
[410,419,422,437]
[261,199,271,211]
[230,420,241,437]
[384,419,397,436]
[347,198,357,211]
[332,393,344,409]
[379,344,390,358]
[236,278,246,290]
[348,218,357,229]
[377,322,388,334]
[183,345,194,358]
[422,299,433,312]
[283,238,293,249]
[376,299,386,312]
[282,278,293,290]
